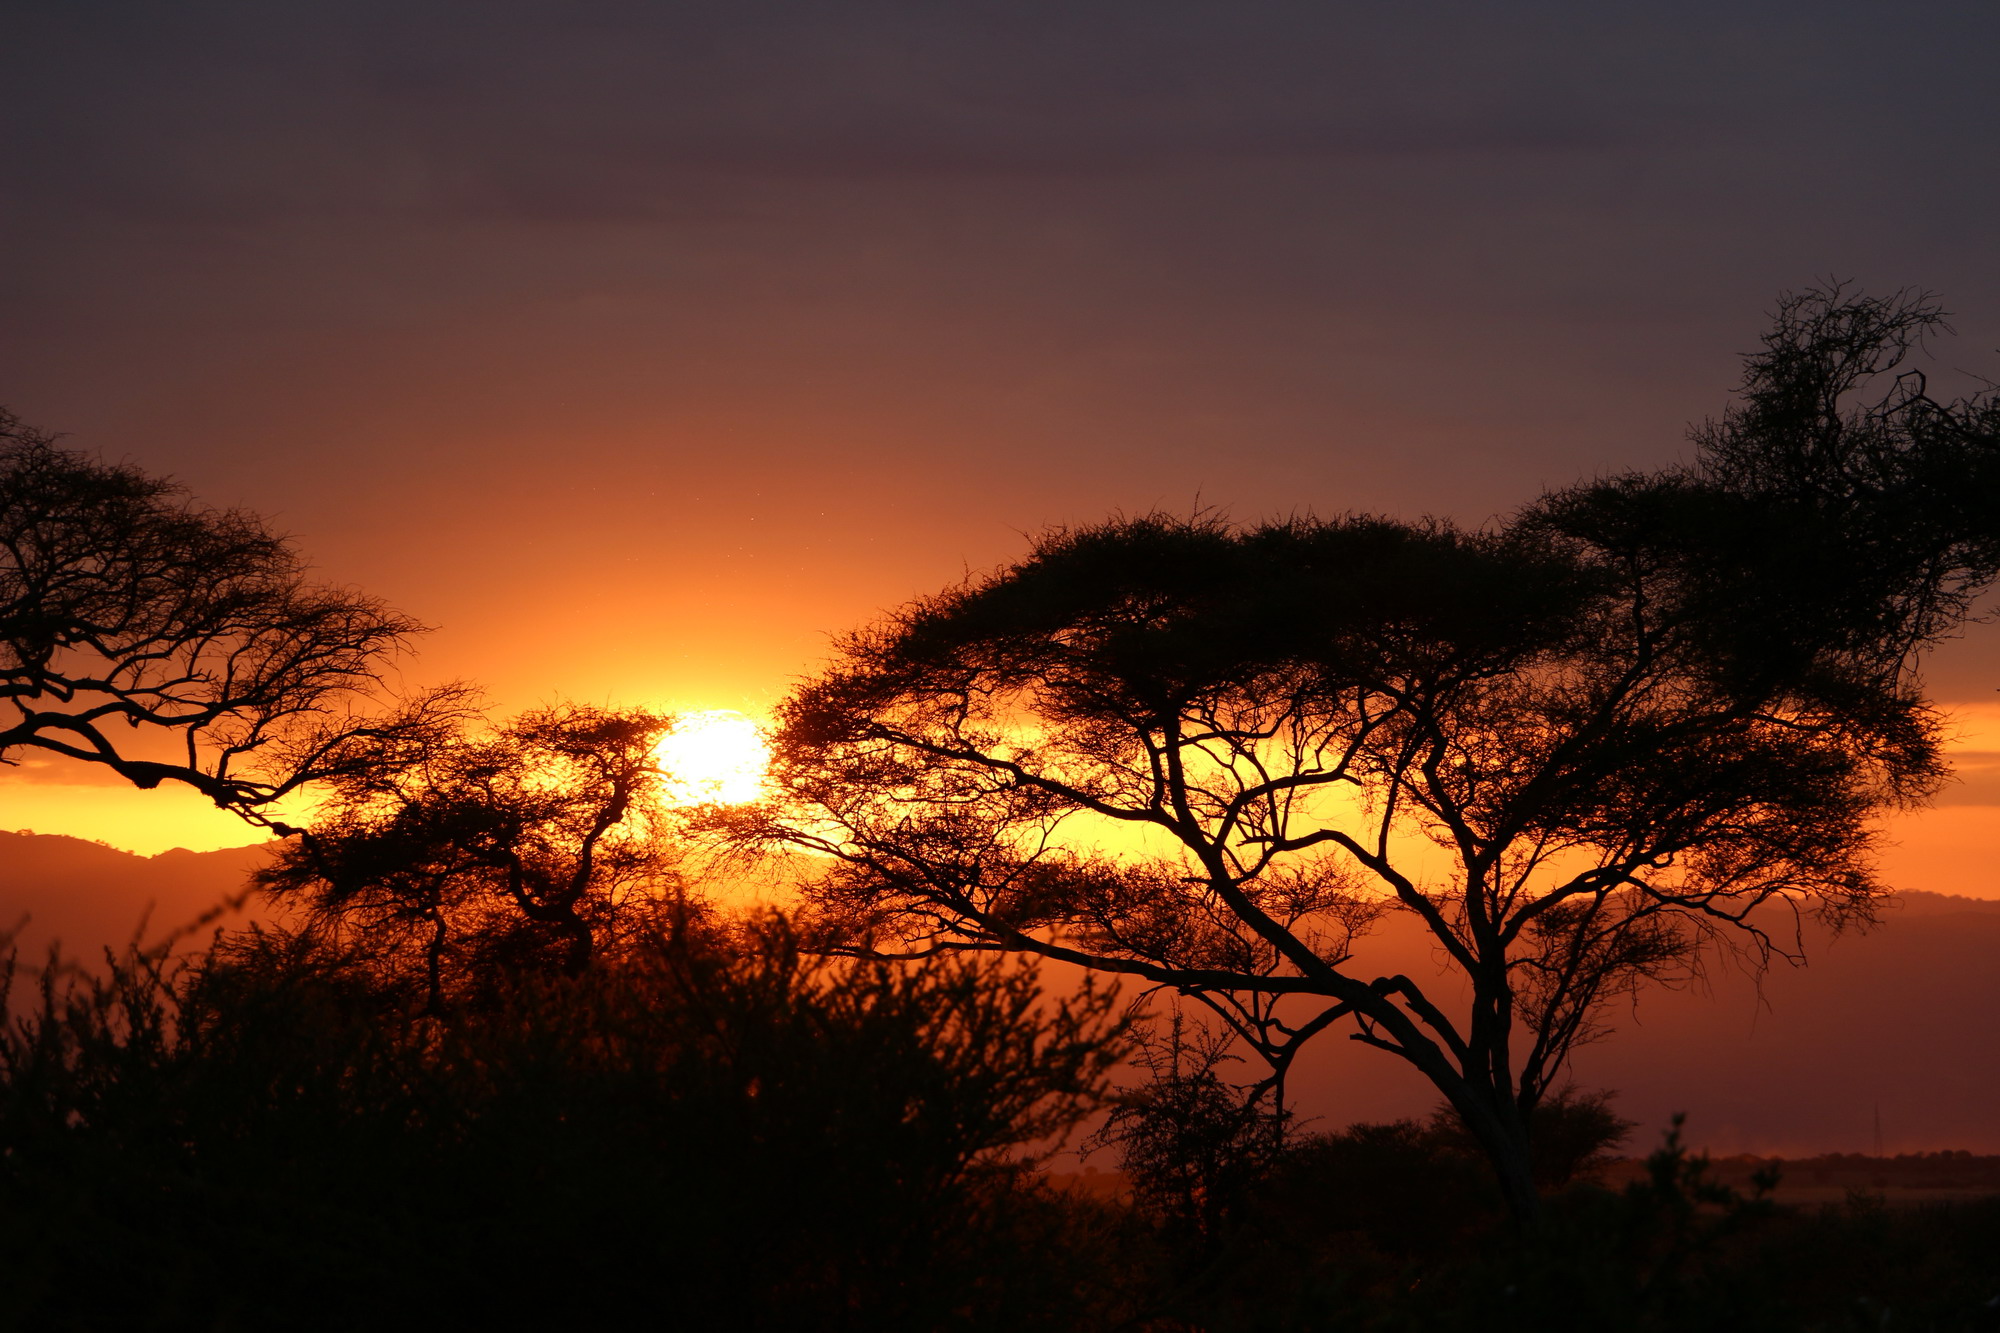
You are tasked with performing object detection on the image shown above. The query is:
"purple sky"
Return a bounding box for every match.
[5,0,1998,737]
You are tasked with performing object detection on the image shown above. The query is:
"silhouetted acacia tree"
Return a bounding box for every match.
[735,287,2000,1223]
[257,704,683,1003]
[0,412,463,826]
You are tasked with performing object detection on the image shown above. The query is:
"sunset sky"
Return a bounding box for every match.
[3,1,1997,882]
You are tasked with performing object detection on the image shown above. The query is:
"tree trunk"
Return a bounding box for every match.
[559,913,594,976]
[1442,1084,1544,1228]
[424,908,447,1014]
[1488,1136,1543,1228]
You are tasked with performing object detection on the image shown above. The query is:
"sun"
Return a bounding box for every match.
[655,709,771,806]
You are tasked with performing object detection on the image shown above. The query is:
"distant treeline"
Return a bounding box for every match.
[1599,1151,2000,1193]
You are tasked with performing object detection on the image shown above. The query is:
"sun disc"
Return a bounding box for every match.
[655,710,770,806]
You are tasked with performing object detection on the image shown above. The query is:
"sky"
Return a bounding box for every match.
[3,0,1998,875]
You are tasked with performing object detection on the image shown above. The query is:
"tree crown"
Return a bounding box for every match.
[0,412,463,824]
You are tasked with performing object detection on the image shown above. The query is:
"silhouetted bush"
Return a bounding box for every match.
[1259,1118,1496,1258]
[1090,1018,1286,1255]
[1417,1085,1637,1193]
[0,921,1135,1331]
[1134,1114,2000,1333]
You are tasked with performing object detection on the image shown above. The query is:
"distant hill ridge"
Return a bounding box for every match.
[1885,889,2000,915]
[0,829,276,961]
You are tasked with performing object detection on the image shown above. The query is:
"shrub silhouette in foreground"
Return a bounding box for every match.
[1135,1110,2000,1332]
[1089,1016,1289,1254]
[0,920,1133,1330]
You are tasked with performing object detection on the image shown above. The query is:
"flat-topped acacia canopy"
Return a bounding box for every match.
[742,287,2000,1223]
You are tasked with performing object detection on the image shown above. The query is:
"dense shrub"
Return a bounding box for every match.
[1138,1115,2000,1333]
[0,922,1133,1331]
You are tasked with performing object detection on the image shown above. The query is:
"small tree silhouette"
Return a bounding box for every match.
[257,703,684,1006]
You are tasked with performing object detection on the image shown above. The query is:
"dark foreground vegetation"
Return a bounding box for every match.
[1118,1113,2000,1332]
[4,288,1998,1328]
[0,922,1129,1331]
[4,929,1997,1332]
